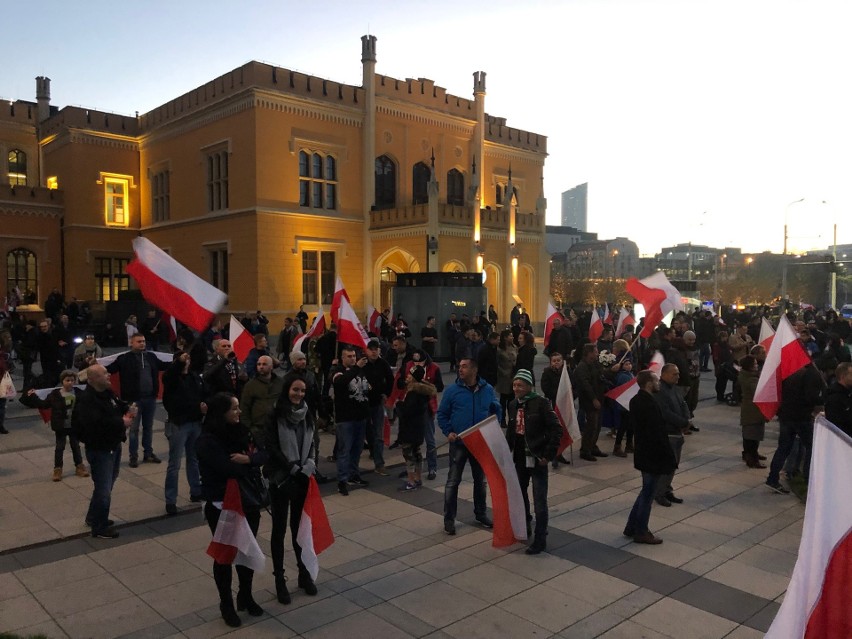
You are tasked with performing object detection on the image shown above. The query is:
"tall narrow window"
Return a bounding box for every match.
[301,250,336,305]
[298,150,337,210]
[94,257,130,301]
[412,162,430,205]
[151,170,170,222]
[6,248,37,302]
[374,155,396,209]
[447,168,464,206]
[496,183,503,206]
[209,247,229,294]
[7,150,27,186]
[206,149,229,211]
[104,178,129,226]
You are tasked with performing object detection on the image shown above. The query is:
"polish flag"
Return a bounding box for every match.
[330,276,350,325]
[588,308,604,343]
[296,476,335,581]
[206,478,266,572]
[765,416,852,638]
[625,272,681,338]
[126,237,227,333]
[753,314,812,420]
[615,308,635,338]
[229,315,254,363]
[602,303,612,326]
[459,414,527,547]
[366,305,382,336]
[293,307,326,354]
[160,310,178,344]
[606,351,665,411]
[336,296,369,349]
[759,317,775,351]
[96,351,173,399]
[544,302,562,345]
[554,363,582,457]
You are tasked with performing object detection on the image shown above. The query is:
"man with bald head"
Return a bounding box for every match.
[240,355,283,444]
[72,365,134,539]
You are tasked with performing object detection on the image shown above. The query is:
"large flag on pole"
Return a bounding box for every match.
[459,415,527,547]
[229,315,254,363]
[615,308,635,338]
[160,310,178,344]
[759,317,775,351]
[126,237,227,332]
[765,416,852,638]
[602,303,612,326]
[296,476,335,581]
[588,308,604,343]
[206,479,266,572]
[605,351,665,411]
[330,276,350,325]
[625,272,681,338]
[554,363,582,457]
[366,305,382,336]
[543,302,562,346]
[753,315,812,420]
[293,306,326,354]
[336,296,369,349]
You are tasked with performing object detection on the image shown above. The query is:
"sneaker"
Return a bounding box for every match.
[52,467,62,482]
[92,527,120,539]
[143,454,162,464]
[766,481,790,495]
[165,503,177,516]
[688,425,700,432]
[75,464,90,478]
[129,457,139,468]
[374,466,389,476]
[348,476,369,487]
[427,471,437,481]
[338,481,349,496]
[475,516,493,529]
[398,482,419,492]
[444,520,456,535]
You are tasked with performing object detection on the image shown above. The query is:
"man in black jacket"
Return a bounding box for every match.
[653,364,690,506]
[72,364,134,538]
[476,332,500,386]
[332,346,371,495]
[825,362,852,437]
[364,339,394,475]
[106,333,170,467]
[624,370,676,545]
[506,369,562,555]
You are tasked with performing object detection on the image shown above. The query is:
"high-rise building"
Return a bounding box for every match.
[561,182,587,230]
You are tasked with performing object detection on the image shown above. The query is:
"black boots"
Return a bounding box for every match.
[236,590,264,616]
[275,573,291,604]
[298,571,318,596]
[219,601,241,628]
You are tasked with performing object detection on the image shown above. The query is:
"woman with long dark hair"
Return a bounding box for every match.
[196,392,268,628]
[495,329,517,419]
[264,373,319,605]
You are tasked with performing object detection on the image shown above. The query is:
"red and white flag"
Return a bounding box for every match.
[336,296,369,349]
[366,305,382,336]
[126,237,227,333]
[330,276,350,325]
[765,416,852,638]
[588,308,604,343]
[625,272,681,338]
[602,303,612,326]
[759,317,775,351]
[753,315,812,420]
[459,414,527,547]
[554,363,582,457]
[615,308,635,338]
[544,302,563,345]
[606,351,665,411]
[206,478,266,572]
[296,476,335,581]
[293,306,326,354]
[229,315,254,363]
[97,350,173,399]
[160,310,178,344]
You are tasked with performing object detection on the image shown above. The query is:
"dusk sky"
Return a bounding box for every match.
[5,0,850,255]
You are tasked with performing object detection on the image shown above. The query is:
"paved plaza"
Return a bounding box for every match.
[0,361,800,638]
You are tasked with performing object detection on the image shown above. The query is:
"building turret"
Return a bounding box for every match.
[36,76,51,122]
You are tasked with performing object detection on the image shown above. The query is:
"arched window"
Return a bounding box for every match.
[447,169,464,206]
[374,155,396,209]
[412,162,430,205]
[7,248,37,303]
[8,150,27,186]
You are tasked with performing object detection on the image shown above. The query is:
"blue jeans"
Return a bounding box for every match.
[85,446,122,532]
[443,440,487,523]
[164,421,201,505]
[625,472,659,536]
[768,420,813,485]
[516,462,549,543]
[367,404,385,468]
[424,417,437,473]
[129,396,157,459]
[336,419,366,482]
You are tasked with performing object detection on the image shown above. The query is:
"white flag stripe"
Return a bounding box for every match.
[296,513,320,580]
[211,509,266,572]
[477,415,528,541]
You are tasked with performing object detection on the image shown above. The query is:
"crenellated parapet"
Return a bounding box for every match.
[484,115,546,153]
[40,106,139,138]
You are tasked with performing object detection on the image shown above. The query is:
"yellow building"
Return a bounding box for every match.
[3,36,548,326]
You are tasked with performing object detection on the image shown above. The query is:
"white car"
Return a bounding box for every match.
[840,304,852,319]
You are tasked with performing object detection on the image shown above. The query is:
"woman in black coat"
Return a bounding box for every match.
[514,331,538,385]
[196,392,268,628]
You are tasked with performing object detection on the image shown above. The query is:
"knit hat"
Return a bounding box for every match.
[513,369,534,387]
[289,350,306,364]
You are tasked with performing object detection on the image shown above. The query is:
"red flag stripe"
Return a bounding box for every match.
[463,429,517,547]
[804,530,852,638]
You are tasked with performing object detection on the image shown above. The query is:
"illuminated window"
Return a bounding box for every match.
[7,248,37,303]
[412,162,430,205]
[374,155,396,209]
[46,176,58,190]
[301,250,335,305]
[298,150,337,210]
[206,149,229,211]
[105,178,129,226]
[8,149,26,186]
[447,169,464,206]
[208,247,228,294]
[151,170,170,222]
[94,257,130,301]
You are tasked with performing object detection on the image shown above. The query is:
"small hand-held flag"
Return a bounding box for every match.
[588,308,604,343]
[544,302,562,345]
[759,317,775,351]
[625,272,681,338]
[229,315,254,363]
[554,363,581,457]
[206,478,266,572]
[293,306,327,354]
[753,315,811,420]
[296,476,335,580]
[330,276,350,325]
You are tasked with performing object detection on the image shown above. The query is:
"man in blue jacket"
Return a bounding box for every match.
[437,357,502,535]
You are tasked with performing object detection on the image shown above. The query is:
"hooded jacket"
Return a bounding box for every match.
[506,393,562,462]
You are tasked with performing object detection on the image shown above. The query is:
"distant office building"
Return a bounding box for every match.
[655,244,742,280]
[545,224,597,255]
[561,182,587,230]
[552,237,639,280]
